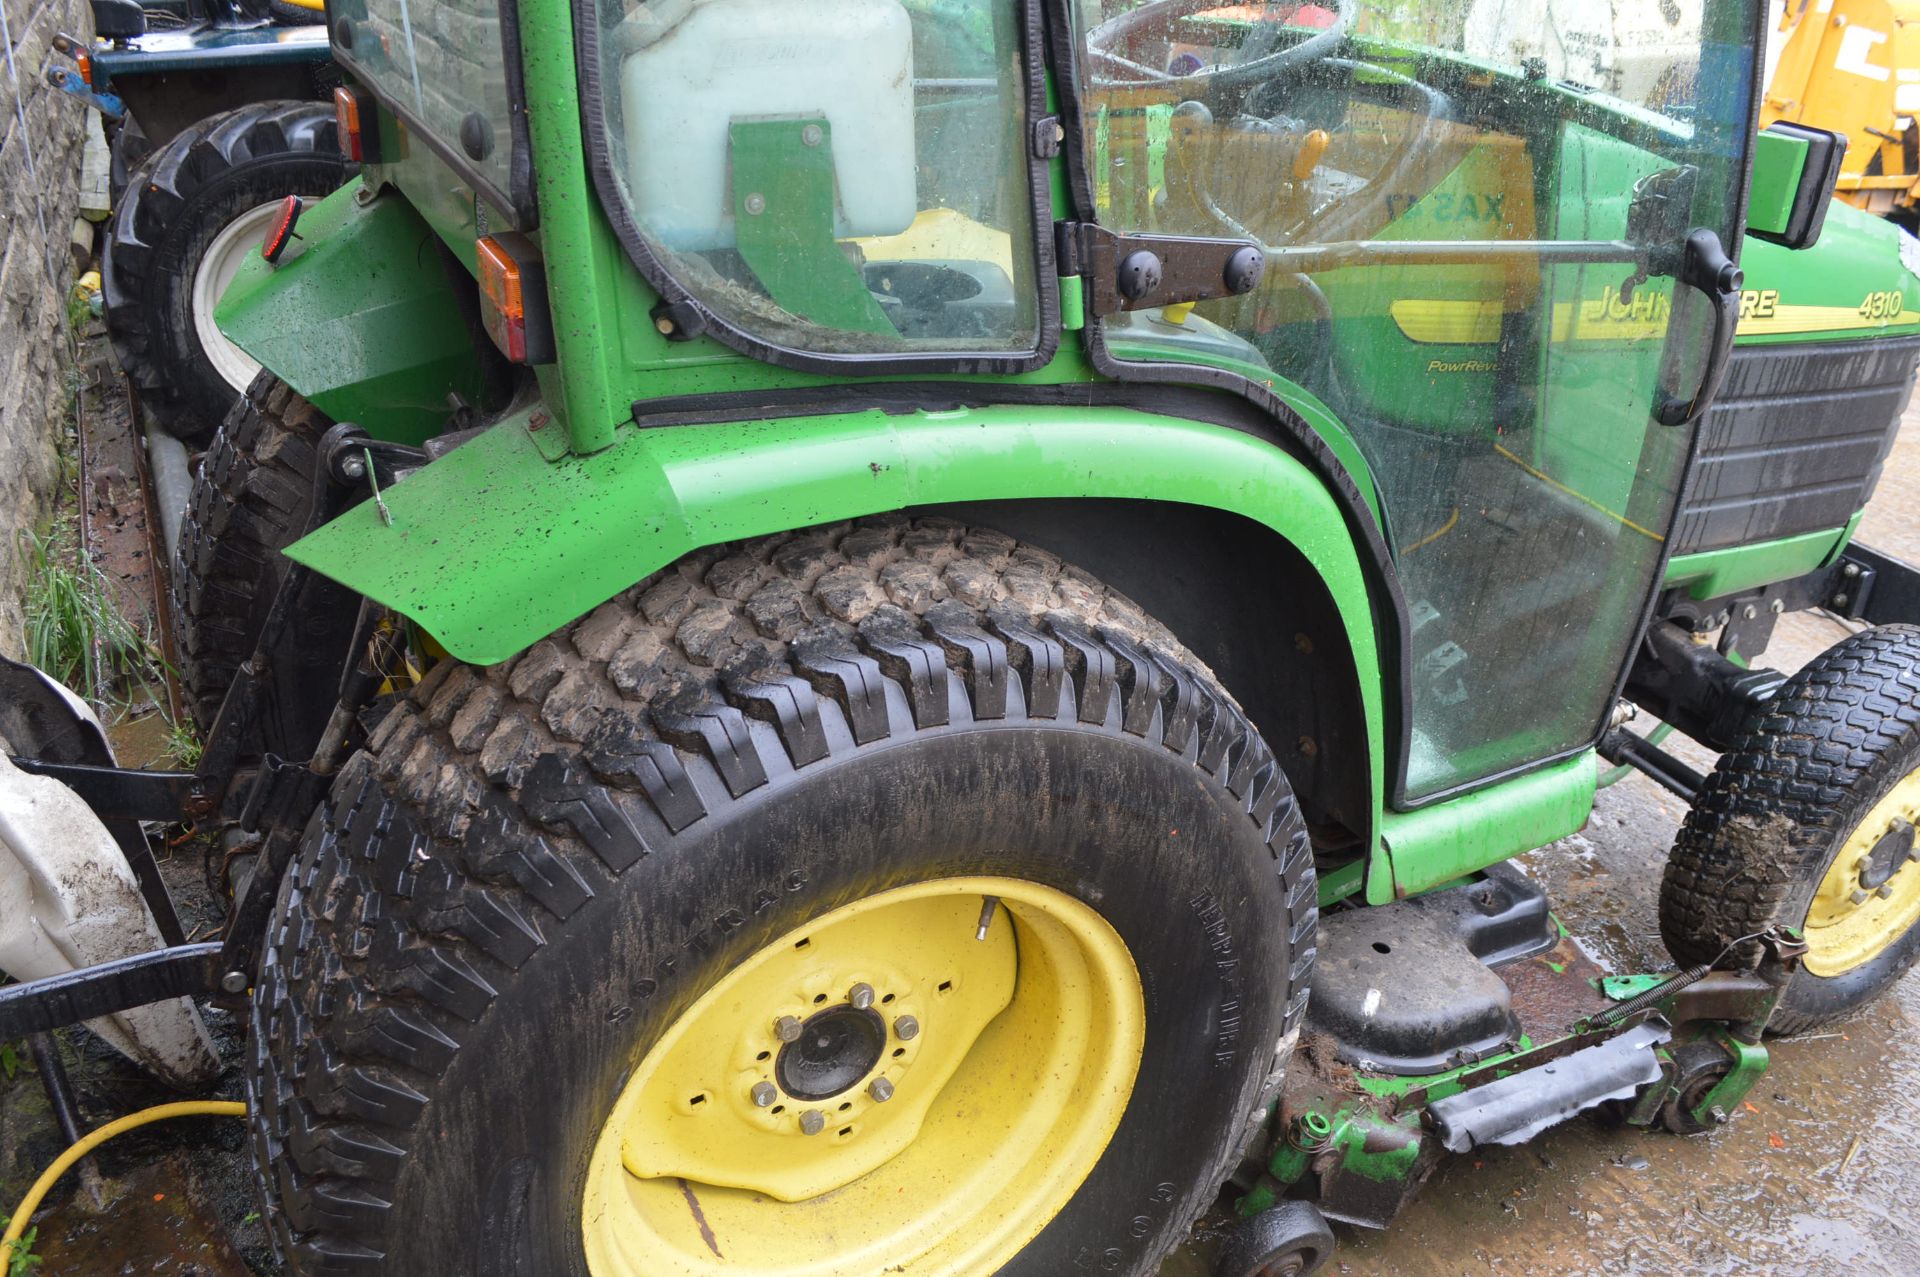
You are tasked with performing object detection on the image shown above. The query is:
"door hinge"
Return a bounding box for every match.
[1053,221,1266,321]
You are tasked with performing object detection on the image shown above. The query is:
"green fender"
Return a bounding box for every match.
[215,185,488,446]
[285,399,1387,833]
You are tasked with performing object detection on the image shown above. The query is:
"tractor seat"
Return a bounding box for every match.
[90,0,145,39]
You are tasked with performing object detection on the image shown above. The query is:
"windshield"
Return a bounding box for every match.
[1071,0,1758,798]
[586,0,1043,360]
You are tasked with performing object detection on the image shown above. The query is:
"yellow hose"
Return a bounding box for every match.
[2,1101,247,1261]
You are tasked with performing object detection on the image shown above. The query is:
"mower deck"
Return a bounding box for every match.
[1240,868,1795,1234]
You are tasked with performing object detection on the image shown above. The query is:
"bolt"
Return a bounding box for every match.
[774,1015,803,1043]
[800,1110,826,1136]
[1710,1105,1729,1125]
[751,1082,778,1108]
[869,1077,895,1103]
[341,455,367,479]
[1770,598,1785,614]
[1743,604,1758,620]
[1844,562,1862,578]
[800,123,824,147]
[744,192,767,216]
[1851,889,1871,905]
[220,971,249,995]
[848,982,875,1010]
[1834,594,1850,609]
[653,315,676,336]
[894,1015,920,1041]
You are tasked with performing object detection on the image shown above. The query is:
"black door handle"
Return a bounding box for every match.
[1656,228,1742,427]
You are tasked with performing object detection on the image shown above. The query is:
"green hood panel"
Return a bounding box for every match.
[1737,199,1920,344]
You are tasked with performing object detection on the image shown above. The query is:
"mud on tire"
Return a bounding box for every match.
[103,101,348,446]
[1661,624,1920,1034]
[245,516,1319,1276]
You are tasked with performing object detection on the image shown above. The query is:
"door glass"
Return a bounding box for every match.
[1072,0,1757,797]
[331,0,519,198]
[587,0,1040,358]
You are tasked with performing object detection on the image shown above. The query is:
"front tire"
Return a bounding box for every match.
[247,518,1317,1276]
[1661,625,1920,1034]
[103,102,348,446]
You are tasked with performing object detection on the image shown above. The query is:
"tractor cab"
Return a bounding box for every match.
[541,0,1775,802]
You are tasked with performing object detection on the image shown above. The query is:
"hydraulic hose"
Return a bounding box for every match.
[1,1101,247,1262]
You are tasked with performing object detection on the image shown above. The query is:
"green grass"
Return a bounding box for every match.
[2,1222,40,1276]
[19,523,150,712]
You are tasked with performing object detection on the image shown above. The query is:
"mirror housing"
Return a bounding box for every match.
[1747,122,1845,251]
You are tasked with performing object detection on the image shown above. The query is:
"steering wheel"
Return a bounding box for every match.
[1084,0,1352,93]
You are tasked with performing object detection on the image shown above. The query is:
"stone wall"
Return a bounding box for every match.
[0,0,90,658]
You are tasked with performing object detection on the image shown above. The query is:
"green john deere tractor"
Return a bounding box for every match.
[7,1,1920,1274]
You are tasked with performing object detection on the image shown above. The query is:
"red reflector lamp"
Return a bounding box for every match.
[261,196,304,265]
[476,234,555,364]
[334,86,379,163]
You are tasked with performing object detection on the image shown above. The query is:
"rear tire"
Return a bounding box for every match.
[1661,625,1920,1034]
[172,376,332,732]
[103,101,348,446]
[246,518,1319,1276]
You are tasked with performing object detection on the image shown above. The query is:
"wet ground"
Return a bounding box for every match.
[4,376,1919,1274]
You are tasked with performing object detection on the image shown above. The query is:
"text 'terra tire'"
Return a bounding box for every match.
[171,375,331,732]
[246,517,1318,1276]
[103,101,348,447]
[1661,624,1920,1034]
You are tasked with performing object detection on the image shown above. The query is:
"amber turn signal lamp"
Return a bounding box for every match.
[334,86,380,163]
[477,234,556,365]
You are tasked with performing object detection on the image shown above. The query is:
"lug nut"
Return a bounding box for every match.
[869,1078,895,1103]
[1878,885,1896,899]
[774,1015,803,1042]
[751,1082,778,1108]
[848,982,875,1010]
[1851,889,1871,905]
[894,1015,920,1041]
[800,1110,826,1136]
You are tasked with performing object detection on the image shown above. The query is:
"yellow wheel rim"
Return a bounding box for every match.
[582,876,1146,1276]
[1804,769,1920,977]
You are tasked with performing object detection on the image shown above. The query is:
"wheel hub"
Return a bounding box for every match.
[585,877,1146,1277]
[776,1004,887,1101]
[1805,774,1920,977]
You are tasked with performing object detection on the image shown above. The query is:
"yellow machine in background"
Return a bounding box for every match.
[1764,0,1920,224]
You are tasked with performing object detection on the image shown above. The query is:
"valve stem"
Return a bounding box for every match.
[976,895,1000,942]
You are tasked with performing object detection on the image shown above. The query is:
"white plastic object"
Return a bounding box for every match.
[618,0,918,252]
[0,751,218,1086]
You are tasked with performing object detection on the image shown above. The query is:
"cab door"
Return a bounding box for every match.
[1065,0,1760,800]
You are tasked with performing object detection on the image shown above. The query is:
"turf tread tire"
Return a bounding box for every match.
[172,375,331,732]
[246,516,1319,1276]
[1660,623,1920,1034]
[103,101,347,445]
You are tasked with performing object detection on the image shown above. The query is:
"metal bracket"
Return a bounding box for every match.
[1056,221,1266,319]
[0,944,221,1040]
[41,65,124,118]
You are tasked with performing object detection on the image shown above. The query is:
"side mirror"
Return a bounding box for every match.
[1746,122,1845,251]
